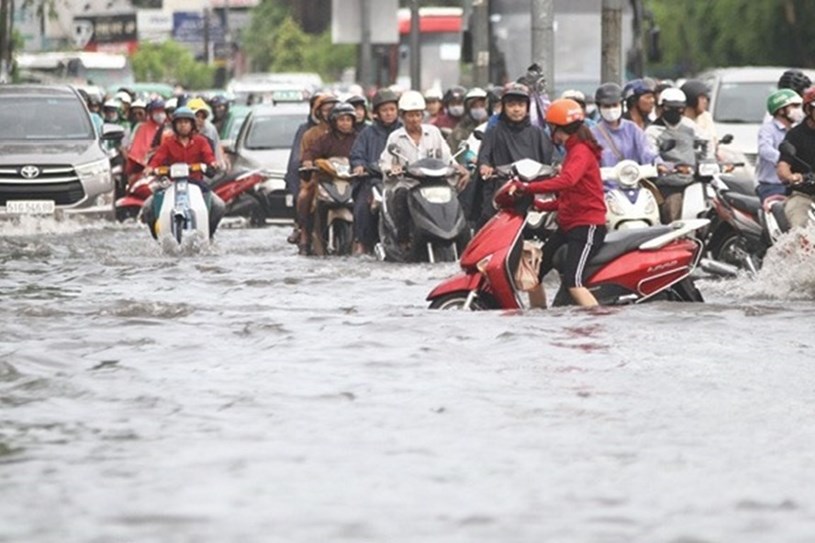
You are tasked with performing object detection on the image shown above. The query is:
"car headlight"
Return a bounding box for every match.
[75,158,111,185]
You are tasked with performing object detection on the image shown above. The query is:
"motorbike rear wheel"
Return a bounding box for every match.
[428,292,494,310]
[667,277,704,302]
[713,230,763,271]
[332,221,353,256]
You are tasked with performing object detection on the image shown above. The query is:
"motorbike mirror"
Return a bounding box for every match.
[387,143,400,156]
[720,133,734,145]
[473,129,485,141]
[658,139,676,153]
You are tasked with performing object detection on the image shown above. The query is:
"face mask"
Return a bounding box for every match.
[600,106,622,123]
[787,106,805,124]
[448,105,465,117]
[152,113,166,124]
[470,107,488,122]
[663,109,683,125]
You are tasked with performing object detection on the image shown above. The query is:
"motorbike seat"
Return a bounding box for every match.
[770,201,791,234]
[208,170,242,190]
[589,226,675,266]
[723,192,761,217]
[719,174,756,196]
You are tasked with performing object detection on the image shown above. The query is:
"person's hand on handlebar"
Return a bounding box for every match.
[389,164,403,177]
[479,164,494,179]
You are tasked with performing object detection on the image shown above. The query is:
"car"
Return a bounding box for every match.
[219,104,252,149]
[0,84,123,220]
[226,101,309,223]
[696,66,815,166]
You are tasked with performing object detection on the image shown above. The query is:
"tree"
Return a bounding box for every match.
[270,16,308,72]
[131,41,215,90]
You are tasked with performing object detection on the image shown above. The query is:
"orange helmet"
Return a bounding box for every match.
[545,98,585,126]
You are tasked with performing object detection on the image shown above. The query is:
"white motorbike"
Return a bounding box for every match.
[149,163,211,245]
[601,160,661,230]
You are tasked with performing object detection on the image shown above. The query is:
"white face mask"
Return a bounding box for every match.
[787,106,805,124]
[470,107,488,122]
[152,112,167,124]
[448,105,465,117]
[600,106,622,123]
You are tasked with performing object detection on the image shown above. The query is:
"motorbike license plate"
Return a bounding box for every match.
[5,200,56,215]
[285,194,294,207]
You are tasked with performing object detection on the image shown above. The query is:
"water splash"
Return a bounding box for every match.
[0,215,114,237]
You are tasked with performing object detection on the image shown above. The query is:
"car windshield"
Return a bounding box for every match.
[227,113,250,141]
[245,114,303,150]
[0,96,94,140]
[713,82,777,124]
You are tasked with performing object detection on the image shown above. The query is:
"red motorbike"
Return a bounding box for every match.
[114,174,155,221]
[427,159,709,310]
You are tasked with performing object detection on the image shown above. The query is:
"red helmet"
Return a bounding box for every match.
[545,98,585,126]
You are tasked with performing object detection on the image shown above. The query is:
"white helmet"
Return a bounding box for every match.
[398,90,426,112]
[424,87,443,101]
[464,87,488,102]
[103,99,119,109]
[560,89,586,103]
[115,91,132,104]
[658,87,687,107]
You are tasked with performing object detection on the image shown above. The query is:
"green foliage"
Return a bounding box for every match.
[270,16,308,72]
[241,0,288,70]
[649,0,815,77]
[131,41,215,90]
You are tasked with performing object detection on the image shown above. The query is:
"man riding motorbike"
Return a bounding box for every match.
[379,90,467,248]
[681,79,716,158]
[475,82,555,227]
[299,102,359,255]
[778,69,812,99]
[448,87,489,153]
[433,86,467,131]
[142,107,224,238]
[777,86,815,228]
[622,78,656,130]
[757,88,803,202]
[590,82,659,168]
[349,89,403,255]
[509,98,607,309]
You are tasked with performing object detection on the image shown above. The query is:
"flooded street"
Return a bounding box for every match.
[2,218,815,543]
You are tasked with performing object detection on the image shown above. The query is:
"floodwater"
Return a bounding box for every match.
[2,217,815,543]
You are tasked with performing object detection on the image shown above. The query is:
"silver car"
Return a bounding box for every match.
[228,102,309,222]
[0,85,122,219]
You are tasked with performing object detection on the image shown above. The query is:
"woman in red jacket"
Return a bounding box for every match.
[513,98,607,308]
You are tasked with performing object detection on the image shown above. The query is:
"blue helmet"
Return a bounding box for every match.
[172,106,195,122]
[623,78,656,102]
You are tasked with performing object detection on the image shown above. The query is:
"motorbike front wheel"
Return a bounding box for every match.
[428,292,494,310]
[173,215,184,244]
[667,277,704,302]
[332,220,353,256]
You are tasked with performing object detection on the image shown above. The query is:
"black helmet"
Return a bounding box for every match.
[680,79,710,108]
[330,102,356,123]
[371,89,399,110]
[501,82,530,103]
[346,94,366,107]
[778,69,812,97]
[595,83,623,106]
[442,85,467,106]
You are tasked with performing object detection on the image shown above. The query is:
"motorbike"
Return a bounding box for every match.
[308,157,358,256]
[761,141,815,246]
[601,160,661,230]
[210,168,271,227]
[115,172,155,221]
[374,143,471,263]
[148,163,213,245]
[427,159,708,310]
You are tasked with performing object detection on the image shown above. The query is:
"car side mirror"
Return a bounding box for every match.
[101,123,125,142]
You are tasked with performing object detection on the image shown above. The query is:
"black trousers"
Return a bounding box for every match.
[539,224,606,288]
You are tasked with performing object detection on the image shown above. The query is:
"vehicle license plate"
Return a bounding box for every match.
[6,200,56,214]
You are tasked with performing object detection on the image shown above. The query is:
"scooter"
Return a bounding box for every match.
[427,159,708,310]
[761,141,815,246]
[601,160,660,230]
[375,144,470,263]
[115,172,155,221]
[311,157,357,256]
[148,163,212,245]
[210,168,271,227]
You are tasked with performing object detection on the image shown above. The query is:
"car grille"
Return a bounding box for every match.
[0,165,85,205]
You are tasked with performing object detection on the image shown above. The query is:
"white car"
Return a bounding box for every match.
[697,66,815,166]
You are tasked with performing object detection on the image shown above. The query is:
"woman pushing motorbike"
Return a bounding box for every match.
[508,98,607,308]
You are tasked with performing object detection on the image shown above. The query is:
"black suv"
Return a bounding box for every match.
[0,85,122,218]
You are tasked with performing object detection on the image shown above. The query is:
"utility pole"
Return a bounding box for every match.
[359,0,372,87]
[530,0,555,94]
[472,0,489,87]
[409,0,420,90]
[601,0,623,84]
[0,0,10,83]
[203,8,212,65]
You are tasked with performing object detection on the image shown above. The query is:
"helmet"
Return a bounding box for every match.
[560,89,586,105]
[398,90,426,112]
[86,93,102,107]
[309,91,327,109]
[658,87,687,107]
[115,91,132,105]
[147,98,165,112]
[546,98,585,126]
[345,94,366,107]
[766,88,802,116]
[487,85,504,102]
[130,99,146,110]
[330,102,356,122]
[209,95,228,108]
[165,97,178,111]
[594,83,623,106]
[680,79,710,108]
[464,87,488,104]
[623,78,655,102]
[187,97,210,116]
[501,82,530,103]
[172,107,196,122]
[442,85,466,106]
[424,88,443,101]
[779,69,812,97]
[371,89,399,110]
[103,99,119,110]
[802,87,815,110]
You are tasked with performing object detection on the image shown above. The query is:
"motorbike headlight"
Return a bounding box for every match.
[75,158,111,186]
[476,255,492,274]
[645,197,656,214]
[605,193,624,215]
[698,162,720,177]
[617,163,640,187]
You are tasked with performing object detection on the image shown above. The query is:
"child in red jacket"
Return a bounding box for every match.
[512,98,607,308]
